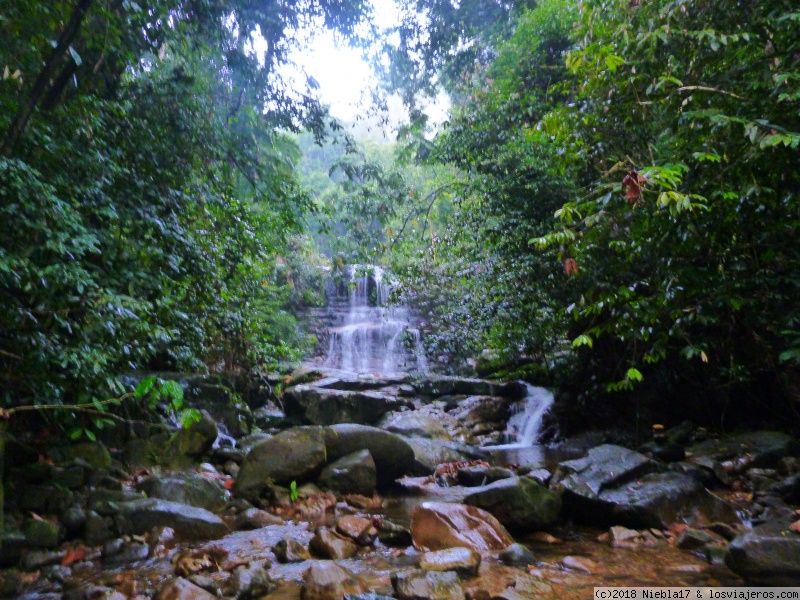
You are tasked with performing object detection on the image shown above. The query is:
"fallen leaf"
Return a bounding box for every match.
[790,520,800,534]
[61,546,87,566]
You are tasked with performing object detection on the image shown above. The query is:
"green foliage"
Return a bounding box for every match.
[0,0,370,415]
[134,376,200,428]
[289,480,299,503]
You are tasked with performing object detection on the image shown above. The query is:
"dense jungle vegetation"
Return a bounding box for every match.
[1,0,799,431]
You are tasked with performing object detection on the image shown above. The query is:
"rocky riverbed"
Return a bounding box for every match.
[1,370,799,598]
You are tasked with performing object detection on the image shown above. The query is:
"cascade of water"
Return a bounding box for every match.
[504,384,554,446]
[324,265,427,375]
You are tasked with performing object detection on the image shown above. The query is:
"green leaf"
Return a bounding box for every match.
[572,334,593,349]
[626,368,643,382]
[135,376,156,399]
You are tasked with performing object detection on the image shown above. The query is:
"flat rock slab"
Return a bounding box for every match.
[726,521,800,585]
[116,499,229,541]
[284,385,407,426]
[554,444,655,498]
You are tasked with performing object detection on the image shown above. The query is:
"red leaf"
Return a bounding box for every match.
[62,546,86,567]
[622,171,648,202]
[223,478,235,491]
[564,258,579,275]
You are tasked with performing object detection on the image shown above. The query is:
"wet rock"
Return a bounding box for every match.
[405,438,482,475]
[62,506,87,537]
[411,502,514,553]
[522,468,552,486]
[413,377,526,400]
[20,549,63,571]
[464,476,561,531]
[233,507,284,530]
[607,526,659,549]
[309,527,359,559]
[528,531,561,544]
[725,521,800,585]
[773,472,800,503]
[53,461,91,489]
[559,555,599,574]
[137,472,227,512]
[457,466,514,487]
[103,541,150,567]
[554,445,738,528]
[447,395,511,435]
[344,594,395,600]
[156,577,218,600]
[235,426,327,499]
[301,560,369,600]
[336,515,378,546]
[553,444,655,498]
[392,570,465,600]
[639,441,686,463]
[377,518,413,547]
[463,567,552,600]
[378,411,453,440]
[85,510,114,545]
[284,385,406,426]
[222,564,275,599]
[420,547,481,577]
[674,528,723,551]
[64,584,127,600]
[116,499,229,540]
[180,374,255,437]
[317,449,377,496]
[272,538,312,563]
[41,564,72,584]
[89,487,147,515]
[175,411,219,457]
[498,543,536,567]
[324,424,416,487]
[691,431,800,474]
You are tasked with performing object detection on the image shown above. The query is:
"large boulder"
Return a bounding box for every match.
[136,472,227,512]
[324,424,415,487]
[235,427,327,500]
[377,411,453,440]
[316,449,376,496]
[464,476,561,531]
[410,501,514,553]
[116,499,229,540]
[179,374,255,437]
[284,385,406,426]
[725,521,800,585]
[553,444,738,528]
[404,438,484,475]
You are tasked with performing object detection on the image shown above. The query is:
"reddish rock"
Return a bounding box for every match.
[336,515,378,546]
[309,527,358,560]
[411,502,514,553]
[420,547,481,577]
[462,567,552,600]
[156,577,217,600]
[301,561,368,600]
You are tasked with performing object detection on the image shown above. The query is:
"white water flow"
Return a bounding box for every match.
[502,384,554,447]
[324,265,428,375]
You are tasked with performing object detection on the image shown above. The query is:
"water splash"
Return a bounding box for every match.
[503,384,554,446]
[324,265,427,375]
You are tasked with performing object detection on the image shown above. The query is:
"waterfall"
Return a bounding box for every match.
[504,384,554,446]
[323,265,427,375]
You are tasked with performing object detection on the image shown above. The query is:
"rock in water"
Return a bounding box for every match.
[725,521,800,585]
[156,577,217,600]
[464,476,561,531]
[235,427,327,500]
[391,570,465,600]
[552,444,738,528]
[309,527,359,559]
[324,424,415,487]
[410,502,514,553]
[116,499,229,541]
[301,561,368,600]
[420,547,481,577]
[317,449,377,496]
